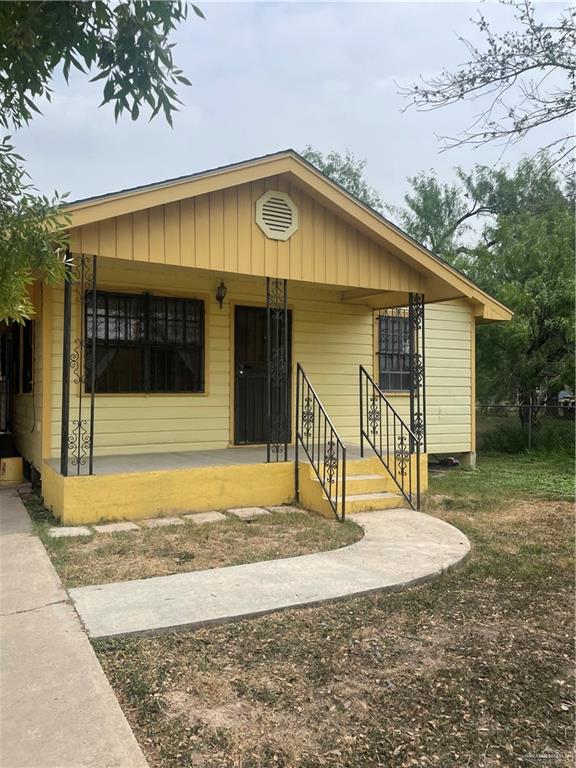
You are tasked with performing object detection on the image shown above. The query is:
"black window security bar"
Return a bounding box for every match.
[295,363,346,521]
[85,291,205,394]
[0,327,14,433]
[266,277,289,462]
[377,310,411,392]
[359,365,420,510]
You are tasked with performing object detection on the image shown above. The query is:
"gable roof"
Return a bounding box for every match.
[65,149,512,322]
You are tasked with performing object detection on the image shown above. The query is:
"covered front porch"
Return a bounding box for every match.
[44,250,428,524]
[43,441,426,525]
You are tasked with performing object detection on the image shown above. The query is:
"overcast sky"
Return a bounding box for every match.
[13,1,568,210]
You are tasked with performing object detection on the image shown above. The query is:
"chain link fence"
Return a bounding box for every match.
[477,403,575,454]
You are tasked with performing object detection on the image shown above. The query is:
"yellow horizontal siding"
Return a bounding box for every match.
[424,300,472,453]
[46,261,474,460]
[48,260,373,457]
[69,176,424,294]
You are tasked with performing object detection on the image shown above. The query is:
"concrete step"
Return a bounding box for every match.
[313,473,392,495]
[313,473,397,496]
[344,473,391,494]
[338,491,407,513]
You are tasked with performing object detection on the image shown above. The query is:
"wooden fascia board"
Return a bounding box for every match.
[65,154,294,228]
[285,163,512,321]
[64,151,511,322]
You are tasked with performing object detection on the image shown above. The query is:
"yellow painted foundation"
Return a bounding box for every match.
[42,461,295,525]
[0,457,24,485]
[41,452,428,525]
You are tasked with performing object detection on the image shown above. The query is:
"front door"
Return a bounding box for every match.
[234,306,291,445]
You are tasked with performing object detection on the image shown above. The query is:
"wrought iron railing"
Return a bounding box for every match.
[359,365,420,510]
[295,364,346,521]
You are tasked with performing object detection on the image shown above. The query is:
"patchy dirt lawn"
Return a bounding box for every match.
[25,502,362,588]
[95,454,575,767]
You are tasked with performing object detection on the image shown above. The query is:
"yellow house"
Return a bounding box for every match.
[2,150,511,524]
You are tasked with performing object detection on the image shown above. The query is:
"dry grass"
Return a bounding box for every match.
[94,454,575,767]
[25,503,362,588]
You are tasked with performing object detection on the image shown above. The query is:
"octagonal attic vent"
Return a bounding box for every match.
[255,191,299,241]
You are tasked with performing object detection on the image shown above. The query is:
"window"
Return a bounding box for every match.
[378,312,411,392]
[85,292,205,393]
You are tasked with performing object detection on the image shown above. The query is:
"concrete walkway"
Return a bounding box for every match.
[71,508,470,639]
[0,487,148,768]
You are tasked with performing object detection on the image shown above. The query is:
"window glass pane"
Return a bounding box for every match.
[149,346,203,392]
[378,313,411,391]
[85,291,205,393]
[86,346,144,393]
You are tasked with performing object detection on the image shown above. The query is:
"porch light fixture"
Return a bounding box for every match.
[216,281,227,309]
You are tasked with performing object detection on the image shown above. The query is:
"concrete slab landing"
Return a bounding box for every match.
[184,511,227,524]
[70,509,470,640]
[228,506,270,521]
[142,516,184,528]
[48,525,92,538]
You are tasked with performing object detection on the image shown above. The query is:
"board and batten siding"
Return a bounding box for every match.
[46,260,373,458]
[68,176,424,294]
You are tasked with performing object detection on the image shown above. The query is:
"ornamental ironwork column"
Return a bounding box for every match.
[59,259,72,476]
[408,292,427,451]
[60,253,98,476]
[266,277,289,462]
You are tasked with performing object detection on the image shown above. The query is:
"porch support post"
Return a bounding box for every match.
[266,277,289,462]
[408,292,427,451]
[88,255,97,474]
[59,257,72,477]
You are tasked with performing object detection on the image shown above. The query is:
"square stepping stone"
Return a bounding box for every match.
[227,507,270,521]
[48,526,91,538]
[93,522,140,534]
[267,505,304,515]
[183,511,227,525]
[141,516,184,528]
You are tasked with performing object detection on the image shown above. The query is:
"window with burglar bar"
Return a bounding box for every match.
[377,311,411,392]
[85,291,205,393]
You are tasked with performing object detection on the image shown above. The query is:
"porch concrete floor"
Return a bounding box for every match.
[49,443,365,476]
[69,508,470,639]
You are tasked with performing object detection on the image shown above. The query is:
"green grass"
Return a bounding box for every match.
[427,452,574,505]
[94,453,575,768]
[23,498,363,588]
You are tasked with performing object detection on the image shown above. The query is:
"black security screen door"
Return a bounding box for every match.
[234,306,291,445]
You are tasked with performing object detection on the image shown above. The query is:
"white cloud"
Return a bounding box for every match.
[12,0,570,208]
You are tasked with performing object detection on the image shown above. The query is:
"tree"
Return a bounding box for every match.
[392,156,575,410]
[390,156,568,268]
[0,138,68,323]
[301,146,384,212]
[472,179,574,415]
[0,0,202,322]
[401,0,576,171]
[387,172,472,269]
